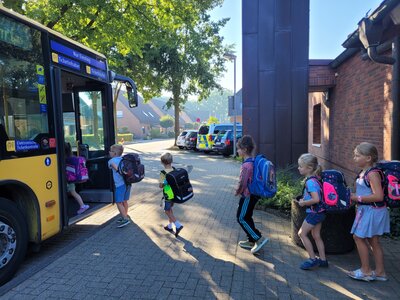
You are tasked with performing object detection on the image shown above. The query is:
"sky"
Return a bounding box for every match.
[211,0,384,92]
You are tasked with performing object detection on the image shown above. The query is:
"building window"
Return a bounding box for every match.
[313,104,321,145]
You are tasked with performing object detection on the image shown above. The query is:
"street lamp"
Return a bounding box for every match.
[224,52,237,157]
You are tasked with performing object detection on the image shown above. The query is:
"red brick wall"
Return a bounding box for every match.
[309,65,336,90]
[309,52,393,182]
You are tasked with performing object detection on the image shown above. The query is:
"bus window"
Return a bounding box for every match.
[78,91,105,151]
[0,14,52,156]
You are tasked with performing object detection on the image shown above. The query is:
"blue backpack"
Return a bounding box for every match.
[247,155,277,198]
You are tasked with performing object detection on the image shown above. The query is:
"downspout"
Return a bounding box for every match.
[358,18,396,65]
[392,37,400,160]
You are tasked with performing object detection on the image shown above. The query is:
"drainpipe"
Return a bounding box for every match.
[392,37,400,160]
[358,18,396,65]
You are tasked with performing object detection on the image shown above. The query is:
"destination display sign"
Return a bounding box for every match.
[50,39,108,81]
[0,15,33,50]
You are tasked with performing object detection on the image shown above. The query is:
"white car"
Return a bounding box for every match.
[176,130,195,149]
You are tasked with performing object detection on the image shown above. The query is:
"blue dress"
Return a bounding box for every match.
[350,177,390,238]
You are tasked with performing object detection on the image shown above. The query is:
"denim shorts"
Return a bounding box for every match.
[115,185,131,203]
[164,200,174,211]
[305,212,326,226]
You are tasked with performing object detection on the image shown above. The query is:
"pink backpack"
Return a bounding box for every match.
[66,156,89,183]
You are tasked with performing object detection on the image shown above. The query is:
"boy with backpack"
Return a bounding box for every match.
[108,144,132,228]
[159,152,184,237]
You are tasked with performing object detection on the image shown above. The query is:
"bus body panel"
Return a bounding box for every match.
[0,154,61,241]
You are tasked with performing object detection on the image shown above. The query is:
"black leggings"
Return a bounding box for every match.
[236,195,262,242]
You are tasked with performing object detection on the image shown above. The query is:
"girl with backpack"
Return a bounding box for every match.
[235,135,269,254]
[296,153,328,270]
[348,142,390,282]
[64,142,89,215]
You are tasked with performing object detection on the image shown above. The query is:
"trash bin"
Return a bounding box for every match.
[291,200,356,254]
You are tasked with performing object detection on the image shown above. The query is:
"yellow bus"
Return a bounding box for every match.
[0,6,138,284]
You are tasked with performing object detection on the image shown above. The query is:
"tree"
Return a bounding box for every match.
[5,1,232,143]
[207,116,219,124]
[159,115,174,131]
[122,2,232,143]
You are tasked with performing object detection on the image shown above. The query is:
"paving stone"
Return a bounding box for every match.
[1,143,399,299]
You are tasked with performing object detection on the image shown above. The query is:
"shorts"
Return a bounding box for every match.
[67,183,75,193]
[164,200,174,211]
[305,212,326,226]
[115,185,131,203]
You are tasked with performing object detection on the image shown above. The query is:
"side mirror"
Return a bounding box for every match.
[126,83,138,108]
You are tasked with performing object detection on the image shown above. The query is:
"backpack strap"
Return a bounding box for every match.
[303,176,323,212]
[243,157,254,164]
[363,167,385,187]
[360,167,385,207]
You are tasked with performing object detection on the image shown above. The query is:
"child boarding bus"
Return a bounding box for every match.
[196,123,242,153]
[0,6,138,285]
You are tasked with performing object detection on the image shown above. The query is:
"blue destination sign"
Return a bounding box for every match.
[89,67,107,80]
[16,140,39,151]
[57,54,80,70]
[50,40,106,70]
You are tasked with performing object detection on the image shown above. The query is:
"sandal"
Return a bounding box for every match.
[372,271,388,282]
[348,269,375,282]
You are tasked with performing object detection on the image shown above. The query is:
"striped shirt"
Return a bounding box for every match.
[236,161,253,197]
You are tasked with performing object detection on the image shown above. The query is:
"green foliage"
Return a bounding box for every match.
[150,128,161,138]
[118,127,130,134]
[168,131,175,138]
[117,133,133,142]
[258,166,303,212]
[5,1,232,144]
[159,115,174,129]
[184,123,194,129]
[207,116,219,124]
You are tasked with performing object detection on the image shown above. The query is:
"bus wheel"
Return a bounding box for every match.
[0,198,28,285]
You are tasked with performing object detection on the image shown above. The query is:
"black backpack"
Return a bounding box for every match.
[162,168,193,203]
[118,153,145,184]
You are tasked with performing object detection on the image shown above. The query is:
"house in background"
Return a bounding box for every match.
[228,89,242,124]
[116,96,160,139]
[150,98,193,131]
[115,95,196,138]
[308,0,400,180]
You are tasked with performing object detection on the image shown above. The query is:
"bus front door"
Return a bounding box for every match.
[62,85,113,222]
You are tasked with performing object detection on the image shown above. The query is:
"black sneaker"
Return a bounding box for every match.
[164,226,174,234]
[175,225,184,237]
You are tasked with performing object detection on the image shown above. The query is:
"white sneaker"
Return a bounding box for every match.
[250,237,269,254]
[238,240,255,249]
[117,218,131,228]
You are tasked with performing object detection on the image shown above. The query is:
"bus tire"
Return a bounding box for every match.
[0,197,28,285]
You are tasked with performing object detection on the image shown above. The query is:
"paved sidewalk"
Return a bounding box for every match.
[2,148,400,299]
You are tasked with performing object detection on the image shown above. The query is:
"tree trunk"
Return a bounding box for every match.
[172,85,180,145]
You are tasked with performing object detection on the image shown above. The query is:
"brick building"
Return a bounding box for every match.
[308,0,400,180]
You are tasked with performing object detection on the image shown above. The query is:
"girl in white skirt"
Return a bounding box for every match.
[348,142,390,282]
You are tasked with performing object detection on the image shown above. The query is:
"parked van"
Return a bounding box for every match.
[196,123,242,152]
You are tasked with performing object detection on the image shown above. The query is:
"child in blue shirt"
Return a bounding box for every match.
[108,144,132,228]
[296,153,328,270]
